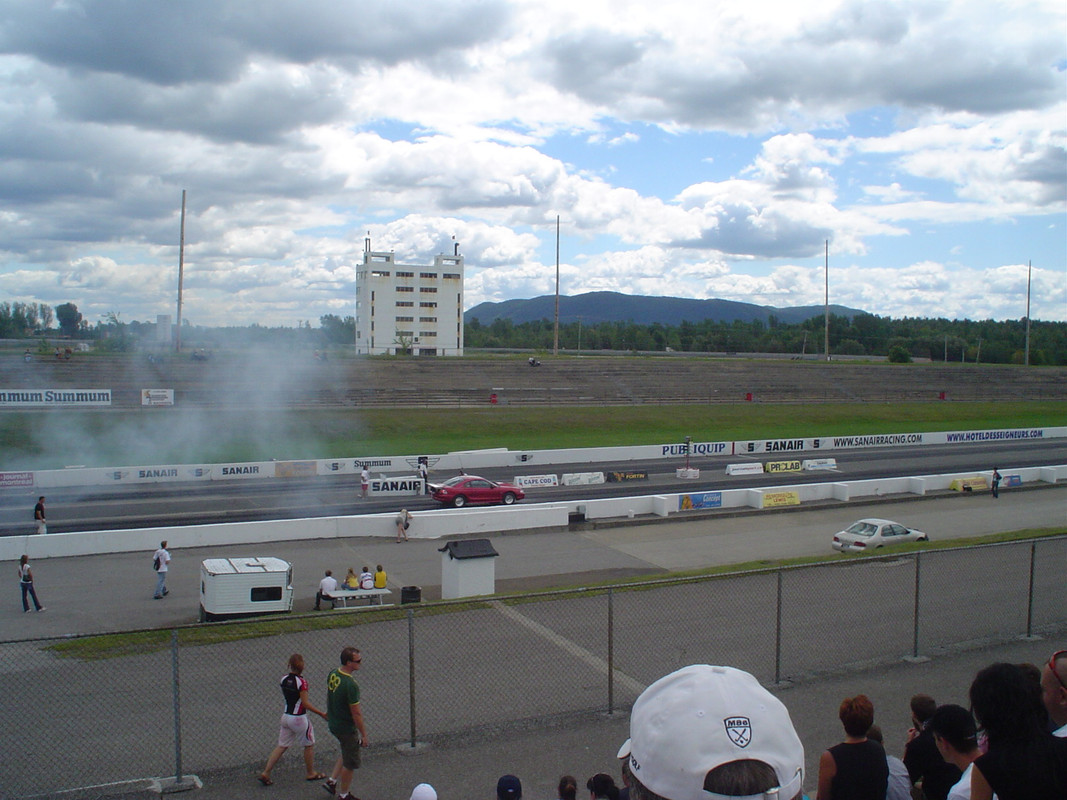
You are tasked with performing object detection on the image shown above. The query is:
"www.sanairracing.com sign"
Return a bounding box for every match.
[0,389,112,407]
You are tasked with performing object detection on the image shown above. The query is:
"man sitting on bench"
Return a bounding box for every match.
[358,567,375,605]
[315,569,338,610]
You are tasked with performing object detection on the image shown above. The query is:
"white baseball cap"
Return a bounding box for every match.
[409,784,438,800]
[627,665,804,800]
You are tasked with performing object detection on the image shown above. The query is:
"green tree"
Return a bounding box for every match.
[55,302,82,337]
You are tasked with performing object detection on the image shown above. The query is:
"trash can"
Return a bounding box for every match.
[401,586,421,604]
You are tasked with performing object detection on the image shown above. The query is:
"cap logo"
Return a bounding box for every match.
[724,716,752,748]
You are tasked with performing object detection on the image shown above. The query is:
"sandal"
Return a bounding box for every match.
[306,773,328,781]
[257,774,274,786]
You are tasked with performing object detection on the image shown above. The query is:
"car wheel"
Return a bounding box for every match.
[452,495,467,508]
[502,492,516,505]
[918,536,928,542]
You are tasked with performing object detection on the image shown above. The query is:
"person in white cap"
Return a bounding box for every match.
[409,783,437,800]
[624,664,805,800]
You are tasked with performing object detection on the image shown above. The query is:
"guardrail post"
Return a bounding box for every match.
[774,570,783,685]
[607,587,615,715]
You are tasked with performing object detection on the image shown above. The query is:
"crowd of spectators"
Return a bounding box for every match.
[397,650,1065,800]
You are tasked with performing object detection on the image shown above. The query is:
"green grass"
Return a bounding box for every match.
[2,401,1065,469]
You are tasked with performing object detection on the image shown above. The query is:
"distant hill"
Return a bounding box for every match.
[465,291,866,326]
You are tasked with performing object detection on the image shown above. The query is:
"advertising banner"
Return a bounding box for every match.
[140,389,174,406]
[561,472,606,486]
[765,460,802,473]
[0,389,112,407]
[606,470,649,482]
[274,461,317,478]
[0,471,34,488]
[762,491,800,508]
[514,474,559,488]
[726,463,765,476]
[679,491,722,511]
[370,477,423,496]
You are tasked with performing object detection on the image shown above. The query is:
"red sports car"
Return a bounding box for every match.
[430,475,526,507]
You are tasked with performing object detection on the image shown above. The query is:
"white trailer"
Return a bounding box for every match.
[199,557,293,622]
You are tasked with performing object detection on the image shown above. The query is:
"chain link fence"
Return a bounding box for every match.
[1,536,1064,799]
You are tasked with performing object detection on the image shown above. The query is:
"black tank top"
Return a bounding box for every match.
[828,739,889,800]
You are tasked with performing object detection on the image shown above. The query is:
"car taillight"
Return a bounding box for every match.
[854,541,865,548]
[833,537,840,543]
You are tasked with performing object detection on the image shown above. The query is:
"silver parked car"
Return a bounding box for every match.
[831,518,929,552]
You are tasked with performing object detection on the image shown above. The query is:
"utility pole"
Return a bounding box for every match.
[823,240,830,361]
[553,215,560,356]
[1024,260,1032,366]
[175,190,186,353]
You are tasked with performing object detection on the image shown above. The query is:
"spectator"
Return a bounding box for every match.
[969,662,1067,800]
[315,570,338,611]
[616,739,632,800]
[257,653,328,786]
[342,568,360,590]
[623,664,805,800]
[927,704,982,800]
[587,772,620,799]
[395,508,411,543]
[557,774,578,800]
[1041,649,1067,737]
[360,466,370,498]
[152,540,171,599]
[903,693,961,800]
[867,725,911,800]
[17,554,45,613]
[497,774,522,800]
[409,783,437,800]
[817,694,888,800]
[33,496,46,535]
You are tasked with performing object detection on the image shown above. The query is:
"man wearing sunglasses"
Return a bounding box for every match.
[323,647,368,800]
[1043,649,1067,738]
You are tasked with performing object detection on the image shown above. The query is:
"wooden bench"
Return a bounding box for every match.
[327,588,392,608]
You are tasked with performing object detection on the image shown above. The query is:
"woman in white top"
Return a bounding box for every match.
[18,555,45,612]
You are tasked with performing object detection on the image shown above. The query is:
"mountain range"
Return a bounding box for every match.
[465,291,866,326]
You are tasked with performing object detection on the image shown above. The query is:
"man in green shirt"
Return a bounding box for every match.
[323,647,367,800]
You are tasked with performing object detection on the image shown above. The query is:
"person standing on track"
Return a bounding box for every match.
[33,496,46,535]
[360,466,370,499]
[152,540,171,599]
[18,555,45,612]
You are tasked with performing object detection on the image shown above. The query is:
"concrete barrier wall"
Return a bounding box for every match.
[3,467,1062,563]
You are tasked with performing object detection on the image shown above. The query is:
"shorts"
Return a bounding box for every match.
[333,731,361,770]
[277,713,314,748]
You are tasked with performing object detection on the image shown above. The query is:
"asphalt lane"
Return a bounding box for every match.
[1,438,1064,535]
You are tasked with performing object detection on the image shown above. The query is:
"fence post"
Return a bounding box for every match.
[171,629,185,786]
[407,608,418,747]
[607,587,615,715]
[774,570,783,685]
[911,553,922,659]
[1025,541,1037,639]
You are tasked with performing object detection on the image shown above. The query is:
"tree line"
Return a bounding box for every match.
[4,301,1064,364]
[465,314,1067,365]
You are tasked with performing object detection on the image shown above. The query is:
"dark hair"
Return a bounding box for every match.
[928,704,978,753]
[839,695,876,737]
[866,724,884,743]
[970,662,1047,744]
[586,773,619,800]
[705,760,779,795]
[287,653,305,673]
[910,693,937,722]
[557,774,577,800]
[340,646,360,666]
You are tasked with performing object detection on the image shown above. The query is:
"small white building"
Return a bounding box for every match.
[199,557,293,622]
[354,239,464,356]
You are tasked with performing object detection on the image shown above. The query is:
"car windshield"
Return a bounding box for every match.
[844,521,879,537]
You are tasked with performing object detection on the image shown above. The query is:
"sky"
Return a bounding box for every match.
[0,0,1064,329]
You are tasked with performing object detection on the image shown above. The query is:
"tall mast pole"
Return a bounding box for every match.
[823,239,829,361]
[175,190,186,352]
[553,214,560,356]
[1024,260,1032,366]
